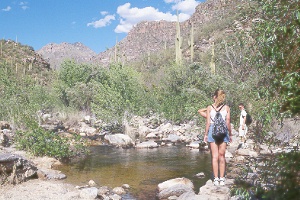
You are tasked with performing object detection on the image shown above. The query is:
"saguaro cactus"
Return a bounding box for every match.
[175,12,182,65]
[189,23,195,62]
[210,42,215,75]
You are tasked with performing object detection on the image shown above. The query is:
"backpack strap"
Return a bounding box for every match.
[211,104,225,112]
[210,104,225,122]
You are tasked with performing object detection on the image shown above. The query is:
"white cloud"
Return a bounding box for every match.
[114,1,198,33]
[100,11,108,16]
[19,2,29,10]
[87,15,116,28]
[21,6,29,10]
[171,0,199,14]
[88,0,200,34]
[2,6,11,12]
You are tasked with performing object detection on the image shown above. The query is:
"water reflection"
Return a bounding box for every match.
[57,145,211,199]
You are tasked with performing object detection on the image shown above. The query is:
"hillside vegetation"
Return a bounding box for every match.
[0,0,299,198]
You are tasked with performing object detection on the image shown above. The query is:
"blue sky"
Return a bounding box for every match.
[0,0,204,53]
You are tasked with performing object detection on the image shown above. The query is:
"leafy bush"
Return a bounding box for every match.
[257,152,300,200]
[233,152,300,200]
[154,63,228,123]
[15,120,86,160]
[91,64,148,122]
[252,0,300,115]
[228,1,300,199]
[0,63,56,125]
[54,60,96,110]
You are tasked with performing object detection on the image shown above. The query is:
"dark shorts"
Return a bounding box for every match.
[207,124,230,143]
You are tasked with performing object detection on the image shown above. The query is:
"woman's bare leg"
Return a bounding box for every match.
[210,142,219,178]
[218,142,227,177]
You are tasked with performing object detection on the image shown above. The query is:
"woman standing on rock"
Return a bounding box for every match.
[203,89,232,186]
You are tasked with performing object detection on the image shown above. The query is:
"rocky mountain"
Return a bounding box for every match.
[0,39,51,84]
[37,0,248,69]
[37,42,97,70]
[94,0,241,65]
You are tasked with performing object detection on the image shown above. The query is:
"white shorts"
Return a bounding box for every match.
[238,126,248,137]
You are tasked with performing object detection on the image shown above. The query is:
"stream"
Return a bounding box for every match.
[56,145,212,199]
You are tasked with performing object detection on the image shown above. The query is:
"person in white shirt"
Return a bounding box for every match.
[238,103,247,143]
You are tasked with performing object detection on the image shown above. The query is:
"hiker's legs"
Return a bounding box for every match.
[210,142,219,178]
[243,126,248,142]
[218,142,227,178]
[239,126,245,143]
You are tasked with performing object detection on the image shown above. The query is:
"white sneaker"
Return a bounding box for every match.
[213,177,219,186]
[219,177,225,186]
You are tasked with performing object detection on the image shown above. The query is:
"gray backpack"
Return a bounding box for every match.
[211,104,228,141]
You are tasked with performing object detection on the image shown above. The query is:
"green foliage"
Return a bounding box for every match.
[156,63,223,123]
[0,63,56,124]
[91,64,148,122]
[252,0,300,115]
[15,119,86,160]
[0,61,87,160]
[246,152,300,200]
[55,61,149,123]
[58,60,94,87]
[229,1,300,198]
[231,188,251,200]
[54,60,96,110]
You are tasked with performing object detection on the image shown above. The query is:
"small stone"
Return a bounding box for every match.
[88,179,97,187]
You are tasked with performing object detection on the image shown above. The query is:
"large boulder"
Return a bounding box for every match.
[79,187,98,199]
[104,134,134,148]
[0,154,38,184]
[198,180,231,200]
[157,177,194,199]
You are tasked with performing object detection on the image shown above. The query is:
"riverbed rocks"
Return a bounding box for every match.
[198,180,231,200]
[1,114,299,199]
[0,121,12,147]
[157,177,232,200]
[76,182,130,199]
[135,140,159,148]
[104,133,134,148]
[80,187,98,199]
[157,177,195,199]
[37,168,67,180]
[0,153,37,185]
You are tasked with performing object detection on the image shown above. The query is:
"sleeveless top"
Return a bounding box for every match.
[210,106,227,124]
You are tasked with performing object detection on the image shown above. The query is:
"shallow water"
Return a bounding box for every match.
[57,145,212,199]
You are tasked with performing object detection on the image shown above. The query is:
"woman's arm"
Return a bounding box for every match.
[226,105,232,142]
[198,108,207,118]
[204,106,211,142]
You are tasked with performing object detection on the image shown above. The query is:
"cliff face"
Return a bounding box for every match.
[37,42,97,70]
[37,0,242,68]
[94,0,235,65]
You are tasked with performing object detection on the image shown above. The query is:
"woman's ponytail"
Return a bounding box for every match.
[214,89,226,107]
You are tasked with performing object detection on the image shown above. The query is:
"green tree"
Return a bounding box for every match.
[253,0,300,116]
[91,64,147,123]
[55,60,96,110]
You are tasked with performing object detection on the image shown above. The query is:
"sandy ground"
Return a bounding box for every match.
[0,146,94,200]
[0,179,82,200]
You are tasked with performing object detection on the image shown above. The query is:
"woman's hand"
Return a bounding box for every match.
[229,135,232,143]
[204,135,208,143]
